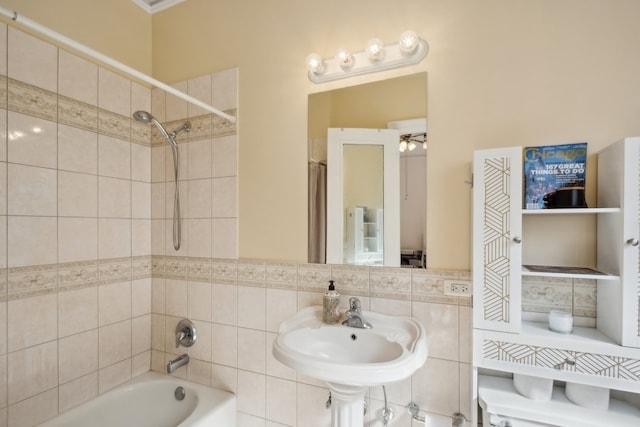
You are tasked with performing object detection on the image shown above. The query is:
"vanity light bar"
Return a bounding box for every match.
[306,31,429,84]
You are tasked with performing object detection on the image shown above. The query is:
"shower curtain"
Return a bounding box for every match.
[308,161,327,263]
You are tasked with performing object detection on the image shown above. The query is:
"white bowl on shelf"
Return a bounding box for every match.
[565,382,609,410]
[513,373,553,401]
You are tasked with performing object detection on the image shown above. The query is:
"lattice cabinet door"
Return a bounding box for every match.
[598,137,640,348]
[473,147,523,333]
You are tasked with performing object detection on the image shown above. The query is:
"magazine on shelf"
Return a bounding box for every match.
[523,142,587,209]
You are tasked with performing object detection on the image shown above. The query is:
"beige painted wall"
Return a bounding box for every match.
[0,0,152,74]
[5,0,640,270]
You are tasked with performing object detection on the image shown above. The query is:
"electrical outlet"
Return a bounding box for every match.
[444,280,472,297]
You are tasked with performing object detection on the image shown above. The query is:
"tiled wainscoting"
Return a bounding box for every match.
[150,257,473,427]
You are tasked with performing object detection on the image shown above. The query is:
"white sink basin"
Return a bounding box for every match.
[272,306,428,386]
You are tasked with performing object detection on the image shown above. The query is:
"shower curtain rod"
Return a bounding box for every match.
[0,7,236,124]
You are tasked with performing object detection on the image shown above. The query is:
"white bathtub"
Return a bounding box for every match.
[38,372,236,427]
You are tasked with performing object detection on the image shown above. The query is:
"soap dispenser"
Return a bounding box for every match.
[322,280,340,324]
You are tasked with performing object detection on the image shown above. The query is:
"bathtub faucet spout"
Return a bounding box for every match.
[167,354,189,374]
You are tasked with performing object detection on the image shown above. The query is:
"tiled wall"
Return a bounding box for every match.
[0,24,155,427]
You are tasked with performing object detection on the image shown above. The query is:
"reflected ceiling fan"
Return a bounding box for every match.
[399,132,427,153]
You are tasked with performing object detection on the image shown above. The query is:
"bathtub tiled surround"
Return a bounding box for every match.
[0,20,601,427]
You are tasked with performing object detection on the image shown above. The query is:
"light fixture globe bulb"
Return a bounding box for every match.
[365,38,385,62]
[306,53,325,75]
[399,141,408,152]
[408,141,416,151]
[336,48,355,71]
[399,30,419,54]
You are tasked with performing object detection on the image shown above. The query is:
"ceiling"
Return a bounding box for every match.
[131,0,186,14]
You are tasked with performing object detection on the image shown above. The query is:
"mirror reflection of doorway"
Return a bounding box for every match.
[326,128,400,267]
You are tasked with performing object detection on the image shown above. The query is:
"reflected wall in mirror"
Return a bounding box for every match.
[308,72,427,267]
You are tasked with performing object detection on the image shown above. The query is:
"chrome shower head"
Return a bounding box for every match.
[133,110,177,148]
[133,110,153,123]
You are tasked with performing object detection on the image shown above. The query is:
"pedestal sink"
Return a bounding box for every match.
[272,305,428,427]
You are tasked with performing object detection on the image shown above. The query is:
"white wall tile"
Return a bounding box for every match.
[7,387,57,427]
[58,330,98,384]
[188,139,212,180]
[99,282,132,326]
[211,324,237,367]
[58,372,98,414]
[237,328,266,374]
[98,135,131,179]
[98,68,130,116]
[212,135,237,178]
[59,50,98,106]
[7,112,57,169]
[132,314,151,355]
[8,164,56,216]
[98,320,132,368]
[58,124,98,175]
[237,286,265,330]
[8,293,57,352]
[237,370,266,418]
[8,341,58,404]
[59,286,98,338]
[58,171,97,217]
[211,283,237,325]
[8,27,57,92]
[266,377,297,426]
[265,289,297,333]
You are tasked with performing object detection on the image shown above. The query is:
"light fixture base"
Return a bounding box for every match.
[308,39,428,84]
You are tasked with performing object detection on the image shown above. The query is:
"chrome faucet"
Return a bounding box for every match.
[167,354,189,374]
[342,297,372,329]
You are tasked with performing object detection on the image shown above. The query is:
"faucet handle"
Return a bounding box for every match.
[348,297,361,312]
[175,318,197,348]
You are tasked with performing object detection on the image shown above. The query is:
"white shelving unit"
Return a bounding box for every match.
[471,139,640,426]
[345,207,383,265]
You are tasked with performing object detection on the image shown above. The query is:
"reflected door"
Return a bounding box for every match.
[326,128,400,266]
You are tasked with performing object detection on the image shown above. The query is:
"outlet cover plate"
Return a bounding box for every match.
[443,280,472,297]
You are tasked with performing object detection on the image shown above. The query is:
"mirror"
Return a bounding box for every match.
[326,128,400,266]
[308,72,427,267]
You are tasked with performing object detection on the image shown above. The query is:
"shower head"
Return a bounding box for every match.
[133,110,178,148]
[133,110,153,123]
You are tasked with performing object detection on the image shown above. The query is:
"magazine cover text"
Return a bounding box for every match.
[523,142,587,209]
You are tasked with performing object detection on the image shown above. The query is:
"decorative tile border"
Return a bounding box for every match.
[150,256,475,305]
[1,256,152,300]
[370,267,412,300]
[58,260,99,291]
[4,75,237,151]
[0,75,8,109]
[150,111,237,147]
[8,263,57,299]
[0,254,601,314]
[297,263,331,293]
[8,78,57,121]
[330,264,369,296]
[521,276,572,313]
[59,94,98,132]
[265,262,298,290]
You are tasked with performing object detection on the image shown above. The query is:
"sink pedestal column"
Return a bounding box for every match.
[328,383,367,427]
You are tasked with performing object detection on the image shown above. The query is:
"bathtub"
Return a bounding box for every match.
[38,371,236,427]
